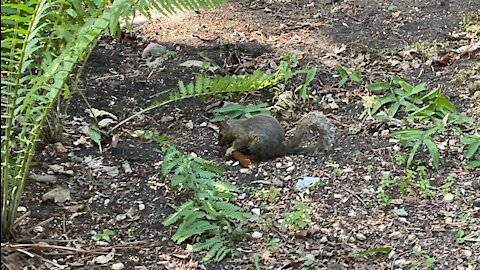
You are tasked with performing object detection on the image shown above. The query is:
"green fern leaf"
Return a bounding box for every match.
[172,220,218,243]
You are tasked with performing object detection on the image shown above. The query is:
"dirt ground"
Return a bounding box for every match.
[8,0,480,269]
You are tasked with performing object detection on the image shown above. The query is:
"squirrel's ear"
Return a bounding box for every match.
[219,119,229,129]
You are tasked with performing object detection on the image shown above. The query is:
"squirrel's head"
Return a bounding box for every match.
[218,120,235,146]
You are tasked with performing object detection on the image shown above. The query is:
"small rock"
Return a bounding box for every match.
[276,162,282,168]
[238,193,246,200]
[388,249,395,259]
[394,259,410,266]
[463,249,472,257]
[443,193,454,202]
[251,231,263,239]
[116,214,126,221]
[138,203,145,211]
[333,193,343,199]
[286,166,295,172]
[320,236,328,243]
[407,234,416,241]
[284,175,292,181]
[389,231,402,239]
[363,175,372,181]
[17,206,27,212]
[111,262,125,270]
[225,160,234,166]
[33,226,44,233]
[396,208,408,217]
[445,217,453,224]
[356,233,366,241]
[239,168,251,174]
[251,208,261,215]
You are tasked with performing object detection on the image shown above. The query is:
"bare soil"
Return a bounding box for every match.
[7,0,480,269]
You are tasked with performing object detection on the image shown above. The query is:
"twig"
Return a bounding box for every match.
[343,187,367,208]
[26,217,54,233]
[15,247,66,269]
[9,243,108,255]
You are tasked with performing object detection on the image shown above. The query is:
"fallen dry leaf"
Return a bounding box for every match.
[42,187,71,203]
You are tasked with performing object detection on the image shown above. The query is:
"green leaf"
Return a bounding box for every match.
[466,159,480,169]
[87,126,102,151]
[407,141,422,168]
[338,76,348,88]
[367,81,390,91]
[424,137,440,169]
[465,141,480,159]
[162,200,195,226]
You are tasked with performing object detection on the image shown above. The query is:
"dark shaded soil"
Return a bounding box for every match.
[10,1,479,269]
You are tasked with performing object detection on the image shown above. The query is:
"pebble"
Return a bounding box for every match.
[239,168,251,174]
[394,259,410,266]
[320,236,328,243]
[443,193,454,202]
[138,203,145,211]
[389,231,402,239]
[251,208,261,215]
[276,162,282,168]
[284,175,292,181]
[238,193,246,200]
[286,166,295,172]
[363,175,372,181]
[463,249,472,257]
[333,193,343,199]
[251,231,262,239]
[407,234,416,241]
[355,233,366,241]
[33,226,44,233]
[111,263,125,270]
[17,206,27,212]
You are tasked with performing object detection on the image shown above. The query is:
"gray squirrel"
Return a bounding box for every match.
[218,111,335,160]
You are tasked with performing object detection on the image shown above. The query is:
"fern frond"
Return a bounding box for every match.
[173,220,218,244]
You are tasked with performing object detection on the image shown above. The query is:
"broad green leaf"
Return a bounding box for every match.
[465,141,480,159]
[424,137,440,168]
[367,81,390,91]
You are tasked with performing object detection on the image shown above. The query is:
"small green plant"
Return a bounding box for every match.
[410,246,436,270]
[211,103,270,122]
[325,162,343,176]
[251,254,261,270]
[260,187,281,202]
[376,172,393,204]
[303,257,317,267]
[416,166,432,198]
[456,229,466,244]
[441,173,456,196]
[267,238,280,252]
[94,229,115,242]
[363,78,473,169]
[460,134,480,169]
[395,153,407,166]
[160,145,250,262]
[336,65,362,87]
[376,168,435,204]
[366,164,374,173]
[394,127,440,169]
[281,202,312,233]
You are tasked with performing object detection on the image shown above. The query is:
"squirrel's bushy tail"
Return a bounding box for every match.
[285,111,336,156]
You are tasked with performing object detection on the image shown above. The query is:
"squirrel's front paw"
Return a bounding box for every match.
[225,146,234,157]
